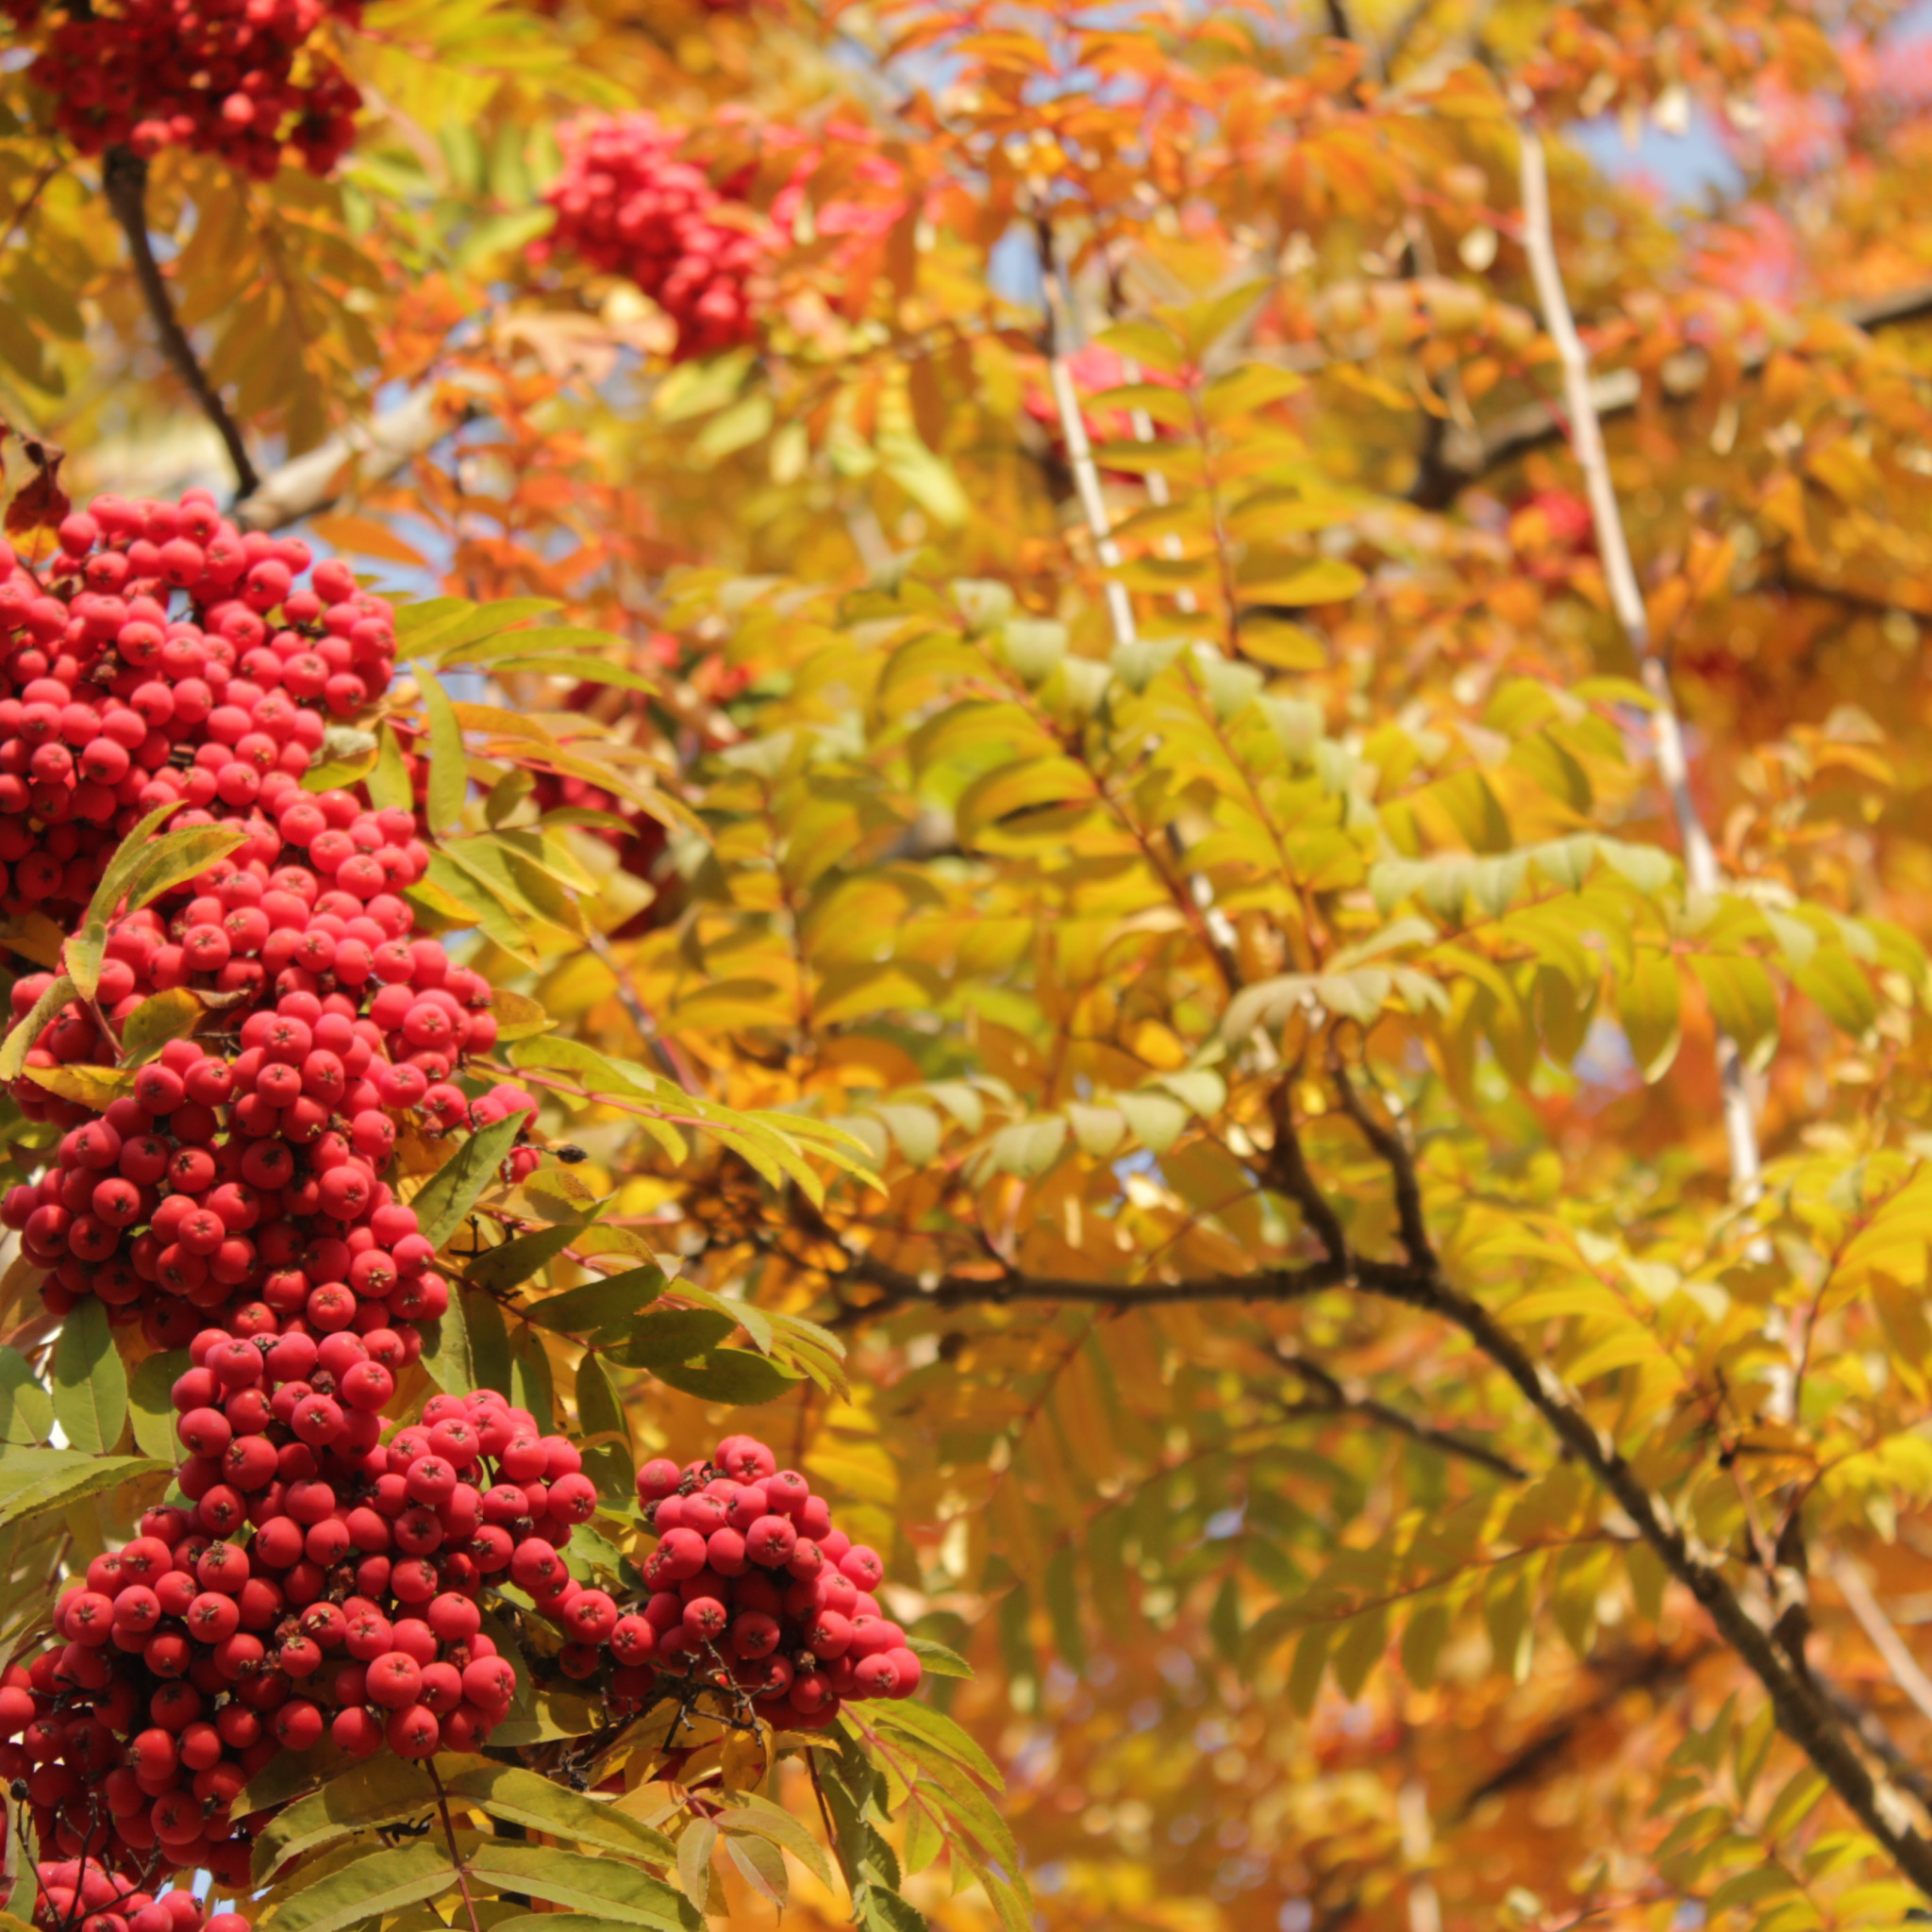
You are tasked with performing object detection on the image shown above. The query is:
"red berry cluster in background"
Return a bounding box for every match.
[8,0,362,178]
[539,113,773,359]
[561,1433,921,1731]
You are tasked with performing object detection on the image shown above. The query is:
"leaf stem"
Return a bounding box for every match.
[428,1760,486,1932]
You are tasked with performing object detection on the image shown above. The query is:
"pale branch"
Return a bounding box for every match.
[101,147,260,498]
[1513,120,1775,1342]
[1274,1342,1526,1480]
[1415,278,1932,505]
[1035,219,1140,652]
[1832,1558,1932,1730]
[233,384,472,532]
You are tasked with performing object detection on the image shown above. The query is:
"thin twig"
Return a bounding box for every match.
[829,1238,1932,1891]
[1036,219,1138,651]
[1833,1558,1932,1727]
[1513,115,1781,1396]
[100,147,259,497]
[584,927,702,1093]
[427,1761,485,1932]
[1274,1342,1527,1479]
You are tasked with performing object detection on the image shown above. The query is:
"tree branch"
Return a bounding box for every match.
[829,1078,1932,1893]
[233,383,471,532]
[101,147,259,498]
[1832,1558,1932,1729]
[1274,1342,1526,1480]
[1416,280,1932,505]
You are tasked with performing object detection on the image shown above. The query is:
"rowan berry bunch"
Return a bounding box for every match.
[0,949,532,1343]
[10,0,362,178]
[0,489,542,1342]
[0,491,395,928]
[25,1854,242,1932]
[0,1346,595,1916]
[538,113,772,359]
[532,1432,922,1732]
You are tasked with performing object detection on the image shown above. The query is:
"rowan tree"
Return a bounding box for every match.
[1,0,1932,1929]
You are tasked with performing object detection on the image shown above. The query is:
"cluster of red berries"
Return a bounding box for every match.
[539,113,773,359]
[1,939,532,1342]
[10,0,362,178]
[539,114,913,360]
[0,494,394,925]
[0,1340,593,1909]
[0,490,538,1341]
[23,1858,241,1932]
[578,1433,921,1731]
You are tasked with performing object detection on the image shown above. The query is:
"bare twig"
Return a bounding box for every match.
[101,147,260,497]
[1036,219,1138,651]
[584,927,702,1094]
[1274,1342,1526,1479]
[1513,119,1774,1336]
[1833,1558,1932,1728]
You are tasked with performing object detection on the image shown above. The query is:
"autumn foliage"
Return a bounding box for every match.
[5,1,1932,1931]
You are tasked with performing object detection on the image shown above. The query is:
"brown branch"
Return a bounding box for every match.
[101,147,259,497]
[1328,1054,1431,1266]
[852,1241,1932,1888]
[1265,1079,1348,1262]
[1274,1342,1526,1480]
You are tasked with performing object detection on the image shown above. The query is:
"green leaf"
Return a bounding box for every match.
[463,1284,510,1397]
[462,1840,697,1928]
[719,1794,835,1890]
[467,1220,591,1293]
[525,1265,667,1338]
[25,1063,139,1109]
[0,1451,167,1528]
[118,823,254,918]
[0,1351,49,1448]
[906,1635,974,1680]
[420,1283,474,1398]
[724,1829,789,1906]
[602,1307,735,1370]
[441,1763,675,1864]
[0,974,75,1081]
[417,668,469,836]
[67,801,184,996]
[257,1840,454,1932]
[654,1347,803,1406]
[127,1350,188,1461]
[410,1113,526,1251]
[368,722,414,813]
[508,1324,556,1426]
[119,987,207,1066]
[483,656,664,692]
[862,1700,1004,1793]
[52,1300,125,1455]
[251,1755,441,1881]
[1616,949,1682,1082]
[575,1349,634,1504]
[677,1817,717,1914]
